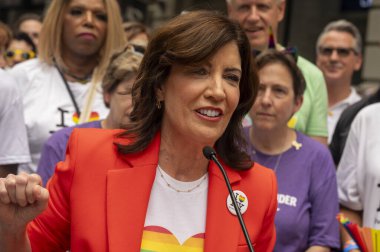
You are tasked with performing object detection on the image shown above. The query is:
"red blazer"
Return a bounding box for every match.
[28,128,277,252]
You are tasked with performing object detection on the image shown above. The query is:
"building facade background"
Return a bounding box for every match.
[1,0,379,89]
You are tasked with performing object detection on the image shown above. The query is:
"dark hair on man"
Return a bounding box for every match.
[14,13,42,32]
[12,32,37,53]
[117,10,258,170]
[256,50,306,99]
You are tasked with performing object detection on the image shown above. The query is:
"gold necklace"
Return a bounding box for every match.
[157,167,208,193]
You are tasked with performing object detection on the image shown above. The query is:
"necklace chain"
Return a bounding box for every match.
[157,167,207,193]
[272,153,283,173]
[252,149,283,173]
[251,139,302,173]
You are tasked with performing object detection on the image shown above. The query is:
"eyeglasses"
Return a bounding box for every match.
[4,49,36,60]
[131,44,145,54]
[318,46,357,57]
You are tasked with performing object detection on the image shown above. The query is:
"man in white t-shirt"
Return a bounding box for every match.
[316,20,362,144]
[0,69,30,177]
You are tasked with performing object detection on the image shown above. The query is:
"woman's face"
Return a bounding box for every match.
[19,19,42,46]
[158,42,241,146]
[104,76,135,128]
[5,39,35,67]
[62,0,107,58]
[249,62,302,131]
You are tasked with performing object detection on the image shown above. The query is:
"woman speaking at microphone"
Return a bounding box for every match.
[0,11,277,251]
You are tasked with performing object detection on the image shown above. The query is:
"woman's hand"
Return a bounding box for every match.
[0,172,49,234]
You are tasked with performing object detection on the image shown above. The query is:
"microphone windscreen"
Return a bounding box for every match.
[202,146,216,160]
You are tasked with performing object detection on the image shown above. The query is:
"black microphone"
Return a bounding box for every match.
[203,146,254,252]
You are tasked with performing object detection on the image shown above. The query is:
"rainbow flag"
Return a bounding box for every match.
[337,213,380,252]
[72,111,100,124]
[268,26,276,49]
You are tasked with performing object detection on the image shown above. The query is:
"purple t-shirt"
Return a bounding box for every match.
[37,120,102,186]
[244,129,340,251]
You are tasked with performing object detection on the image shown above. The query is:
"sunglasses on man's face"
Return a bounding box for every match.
[4,49,36,60]
[318,46,357,57]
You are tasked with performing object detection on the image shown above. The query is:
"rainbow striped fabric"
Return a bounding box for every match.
[140,226,205,252]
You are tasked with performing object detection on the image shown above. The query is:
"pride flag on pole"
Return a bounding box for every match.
[337,213,380,252]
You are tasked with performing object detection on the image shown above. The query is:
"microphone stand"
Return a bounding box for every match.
[203,147,254,252]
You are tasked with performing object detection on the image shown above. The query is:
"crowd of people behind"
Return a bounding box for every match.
[0,0,379,251]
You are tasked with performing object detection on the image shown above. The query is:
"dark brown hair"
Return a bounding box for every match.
[11,32,37,53]
[256,50,306,99]
[14,13,42,32]
[117,10,258,170]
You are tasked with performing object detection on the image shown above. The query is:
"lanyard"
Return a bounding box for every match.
[55,65,81,117]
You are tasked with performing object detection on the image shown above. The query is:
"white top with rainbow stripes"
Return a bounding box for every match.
[141,166,208,252]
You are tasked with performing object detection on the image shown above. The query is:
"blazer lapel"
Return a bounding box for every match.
[204,160,243,251]
[107,134,160,252]
[106,133,245,251]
